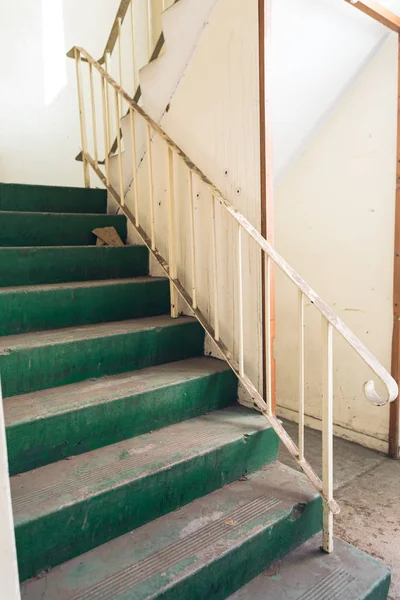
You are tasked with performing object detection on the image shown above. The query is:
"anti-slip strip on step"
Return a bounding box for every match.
[12,426,242,512]
[298,567,356,600]
[71,494,281,600]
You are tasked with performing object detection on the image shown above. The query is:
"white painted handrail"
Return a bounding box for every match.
[71,45,398,554]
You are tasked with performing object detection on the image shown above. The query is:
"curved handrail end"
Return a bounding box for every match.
[364,379,398,406]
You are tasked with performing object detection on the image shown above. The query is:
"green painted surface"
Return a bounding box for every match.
[15,425,279,581]
[365,576,392,600]
[0,278,170,336]
[0,183,107,214]
[7,366,238,475]
[0,318,205,397]
[0,245,149,287]
[0,211,127,246]
[148,497,323,600]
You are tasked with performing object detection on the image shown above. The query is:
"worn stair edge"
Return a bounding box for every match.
[228,533,391,600]
[0,211,127,246]
[0,277,170,336]
[0,245,149,287]
[0,316,205,397]
[20,462,321,600]
[13,406,280,582]
[0,183,107,214]
[6,357,238,474]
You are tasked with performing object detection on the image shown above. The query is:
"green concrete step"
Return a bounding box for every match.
[5,357,238,475]
[19,462,321,599]
[0,183,107,214]
[12,406,280,582]
[0,315,204,398]
[0,245,149,287]
[0,211,127,246]
[228,534,391,600]
[0,277,170,336]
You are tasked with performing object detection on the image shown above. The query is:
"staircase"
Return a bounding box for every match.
[0,182,391,598]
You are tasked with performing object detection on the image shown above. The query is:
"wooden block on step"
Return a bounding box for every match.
[93,226,124,247]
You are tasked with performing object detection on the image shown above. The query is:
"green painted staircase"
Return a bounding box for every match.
[0,182,390,599]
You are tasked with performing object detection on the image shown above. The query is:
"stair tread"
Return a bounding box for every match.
[227,533,391,600]
[0,276,165,294]
[11,406,271,525]
[0,211,127,247]
[0,183,107,214]
[20,462,317,599]
[5,356,230,426]
[0,315,193,350]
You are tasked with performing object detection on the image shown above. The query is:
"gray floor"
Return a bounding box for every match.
[279,420,400,600]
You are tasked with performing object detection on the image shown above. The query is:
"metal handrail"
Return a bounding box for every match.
[71,44,398,555]
[68,0,177,162]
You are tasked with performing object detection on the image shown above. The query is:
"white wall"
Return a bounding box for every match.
[0,0,119,187]
[270,0,400,181]
[275,34,398,453]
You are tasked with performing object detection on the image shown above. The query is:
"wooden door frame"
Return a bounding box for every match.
[258,0,276,412]
[258,0,400,456]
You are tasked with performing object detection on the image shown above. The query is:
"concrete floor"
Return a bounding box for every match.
[279,420,400,600]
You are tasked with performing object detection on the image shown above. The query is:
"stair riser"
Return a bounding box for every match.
[0,321,205,397]
[0,212,127,246]
[0,183,107,214]
[0,246,149,287]
[151,497,323,600]
[0,279,170,336]
[7,369,238,475]
[15,427,280,582]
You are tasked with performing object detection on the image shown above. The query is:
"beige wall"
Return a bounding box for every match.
[112,0,399,451]
[275,34,398,452]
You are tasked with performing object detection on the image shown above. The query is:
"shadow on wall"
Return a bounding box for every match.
[270,0,400,182]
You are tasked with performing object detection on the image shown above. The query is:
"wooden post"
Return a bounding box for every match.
[258,0,276,411]
[389,34,400,459]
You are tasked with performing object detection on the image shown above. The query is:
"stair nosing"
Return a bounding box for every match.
[0,276,166,294]
[0,210,125,217]
[5,356,231,426]
[0,315,196,350]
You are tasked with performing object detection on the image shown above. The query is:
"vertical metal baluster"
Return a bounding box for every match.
[188,171,197,309]
[117,17,123,113]
[88,62,98,168]
[146,124,156,250]
[74,48,90,188]
[322,317,334,553]
[211,195,220,341]
[298,290,305,461]
[167,147,178,317]
[129,107,139,226]
[130,0,137,94]
[104,52,112,146]
[146,0,153,61]
[238,224,244,376]
[114,90,124,206]
[100,75,110,185]
[265,254,272,416]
